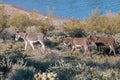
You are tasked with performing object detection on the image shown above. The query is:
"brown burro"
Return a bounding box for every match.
[88,35,116,56]
[63,36,90,53]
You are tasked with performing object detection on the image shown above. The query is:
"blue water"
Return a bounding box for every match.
[1,0,120,19]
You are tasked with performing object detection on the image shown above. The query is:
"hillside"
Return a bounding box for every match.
[0,3,68,27]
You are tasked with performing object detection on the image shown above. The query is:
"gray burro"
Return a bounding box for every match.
[15,32,45,51]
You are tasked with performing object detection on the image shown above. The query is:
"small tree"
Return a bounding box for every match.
[87,9,101,32]
[64,19,83,31]
[36,19,52,34]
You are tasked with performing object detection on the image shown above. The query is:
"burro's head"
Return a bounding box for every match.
[87,35,98,42]
[63,35,73,46]
[15,31,20,41]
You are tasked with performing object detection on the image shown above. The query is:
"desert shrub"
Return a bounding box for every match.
[48,59,87,80]
[8,64,35,80]
[29,10,54,34]
[87,9,102,33]
[63,9,120,35]
[27,16,53,34]
[7,13,31,31]
[64,19,84,31]
[64,28,87,37]
[0,47,61,80]
[36,20,52,34]
[87,9,120,34]
[73,70,120,80]
[0,54,12,78]
[46,31,65,45]
[98,15,120,34]
[0,27,17,41]
[46,55,120,80]
[0,48,26,79]
[34,72,58,80]
[0,44,120,80]
[25,58,53,72]
[7,12,53,34]
[0,48,25,72]
[0,47,51,79]
[63,18,88,37]
[63,18,87,37]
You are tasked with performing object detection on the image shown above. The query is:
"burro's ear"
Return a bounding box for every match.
[65,34,70,37]
[16,31,19,33]
[67,34,70,36]
[87,35,92,38]
[23,31,26,33]
[64,35,67,38]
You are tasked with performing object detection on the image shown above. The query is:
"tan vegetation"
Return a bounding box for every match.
[64,9,120,34]
[1,4,120,34]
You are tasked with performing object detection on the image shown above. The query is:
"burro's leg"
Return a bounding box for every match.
[84,44,89,54]
[71,45,75,52]
[109,45,116,56]
[39,40,45,51]
[24,41,27,50]
[29,41,35,50]
[96,45,101,54]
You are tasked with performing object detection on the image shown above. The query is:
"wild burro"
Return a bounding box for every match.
[88,35,116,56]
[15,32,45,51]
[63,35,90,53]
